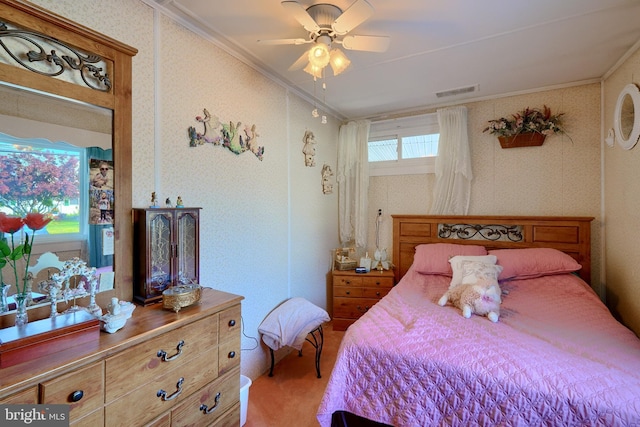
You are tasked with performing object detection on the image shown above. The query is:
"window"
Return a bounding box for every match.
[368,113,439,176]
[0,136,85,243]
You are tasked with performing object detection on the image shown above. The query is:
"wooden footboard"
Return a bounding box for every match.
[392,215,593,284]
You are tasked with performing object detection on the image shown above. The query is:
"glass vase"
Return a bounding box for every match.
[0,283,9,313]
[14,294,28,327]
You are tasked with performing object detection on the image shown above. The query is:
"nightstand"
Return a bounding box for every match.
[332,269,395,331]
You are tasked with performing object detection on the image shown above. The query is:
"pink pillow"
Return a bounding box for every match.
[488,248,582,280]
[413,243,487,276]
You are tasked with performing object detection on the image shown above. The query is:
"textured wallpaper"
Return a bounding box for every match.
[603,47,640,335]
[368,84,602,297]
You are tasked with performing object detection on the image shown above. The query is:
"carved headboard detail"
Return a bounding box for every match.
[392,215,594,284]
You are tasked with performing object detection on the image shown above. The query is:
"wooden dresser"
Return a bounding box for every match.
[332,269,394,331]
[0,288,243,427]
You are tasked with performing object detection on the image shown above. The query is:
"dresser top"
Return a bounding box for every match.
[0,288,242,397]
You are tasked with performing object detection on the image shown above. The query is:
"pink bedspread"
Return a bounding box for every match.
[317,268,640,426]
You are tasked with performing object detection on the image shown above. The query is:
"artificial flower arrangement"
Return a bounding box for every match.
[0,212,52,324]
[483,105,567,137]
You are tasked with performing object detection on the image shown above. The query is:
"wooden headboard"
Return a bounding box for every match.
[392,215,594,284]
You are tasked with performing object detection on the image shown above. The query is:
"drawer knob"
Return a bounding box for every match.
[70,390,84,402]
[157,340,185,362]
[228,351,236,359]
[200,392,221,414]
[345,290,350,295]
[376,291,380,296]
[356,305,370,313]
[228,319,236,327]
[157,377,184,401]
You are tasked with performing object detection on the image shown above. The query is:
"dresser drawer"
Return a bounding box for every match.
[219,305,241,343]
[218,334,241,376]
[0,387,37,404]
[71,408,104,427]
[333,297,380,319]
[105,316,218,402]
[40,361,104,423]
[171,367,240,427]
[105,349,219,427]
[211,403,241,427]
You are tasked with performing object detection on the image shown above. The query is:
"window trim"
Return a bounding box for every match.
[368,113,439,176]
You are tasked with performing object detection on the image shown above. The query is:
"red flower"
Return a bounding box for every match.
[23,212,52,231]
[0,212,24,234]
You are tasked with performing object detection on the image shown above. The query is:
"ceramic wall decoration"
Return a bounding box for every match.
[303,130,316,166]
[189,108,264,160]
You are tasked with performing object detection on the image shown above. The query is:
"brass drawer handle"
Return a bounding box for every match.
[228,350,236,359]
[157,377,184,401]
[70,390,84,402]
[356,305,370,313]
[157,340,185,361]
[200,392,221,414]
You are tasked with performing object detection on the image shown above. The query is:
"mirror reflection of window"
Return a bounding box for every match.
[0,136,82,237]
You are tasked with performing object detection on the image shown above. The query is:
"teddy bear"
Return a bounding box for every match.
[438,278,502,322]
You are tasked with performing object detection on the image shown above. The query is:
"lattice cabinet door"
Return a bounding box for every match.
[133,208,201,305]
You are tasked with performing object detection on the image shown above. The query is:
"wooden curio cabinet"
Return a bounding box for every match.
[133,208,201,305]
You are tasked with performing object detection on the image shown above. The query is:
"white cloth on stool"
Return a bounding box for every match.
[258,297,330,351]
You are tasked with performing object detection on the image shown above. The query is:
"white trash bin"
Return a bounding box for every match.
[240,375,252,426]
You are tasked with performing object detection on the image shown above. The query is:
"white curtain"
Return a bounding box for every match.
[337,120,370,247]
[430,106,473,215]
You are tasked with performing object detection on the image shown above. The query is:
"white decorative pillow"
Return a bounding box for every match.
[448,255,498,287]
[459,260,503,285]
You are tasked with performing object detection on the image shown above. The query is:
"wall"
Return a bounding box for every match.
[367,84,603,298]
[30,0,340,379]
[603,47,640,335]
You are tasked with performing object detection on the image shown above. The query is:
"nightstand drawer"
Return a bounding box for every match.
[361,287,392,299]
[333,297,380,319]
[362,275,394,288]
[40,361,104,423]
[334,286,363,297]
[334,276,363,287]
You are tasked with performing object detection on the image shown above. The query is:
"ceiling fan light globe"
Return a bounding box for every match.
[303,62,324,78]
[329,49,351,75]
[308,42,331,68]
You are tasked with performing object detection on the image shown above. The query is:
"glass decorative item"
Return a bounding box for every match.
[0,283,8,313]
[14,293,28,327]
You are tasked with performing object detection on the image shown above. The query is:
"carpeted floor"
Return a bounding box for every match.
[244,323,345,427]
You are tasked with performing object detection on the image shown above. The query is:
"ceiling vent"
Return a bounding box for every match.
[435,84,479,98]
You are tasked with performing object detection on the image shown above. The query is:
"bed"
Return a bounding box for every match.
[317,215,640,426]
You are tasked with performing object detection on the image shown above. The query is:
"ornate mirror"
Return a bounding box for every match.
[0,0,136,326]
[614,83,640,150]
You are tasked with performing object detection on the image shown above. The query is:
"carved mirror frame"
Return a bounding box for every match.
[0,0,137,325]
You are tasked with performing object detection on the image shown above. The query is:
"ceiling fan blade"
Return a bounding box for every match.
[331,0,374,35]
[281,1,319,33]
[340,35,390,52]
[288,49,311,71]
[258,38,310,46]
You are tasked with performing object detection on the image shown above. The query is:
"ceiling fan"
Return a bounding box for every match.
[258,0,390,78]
